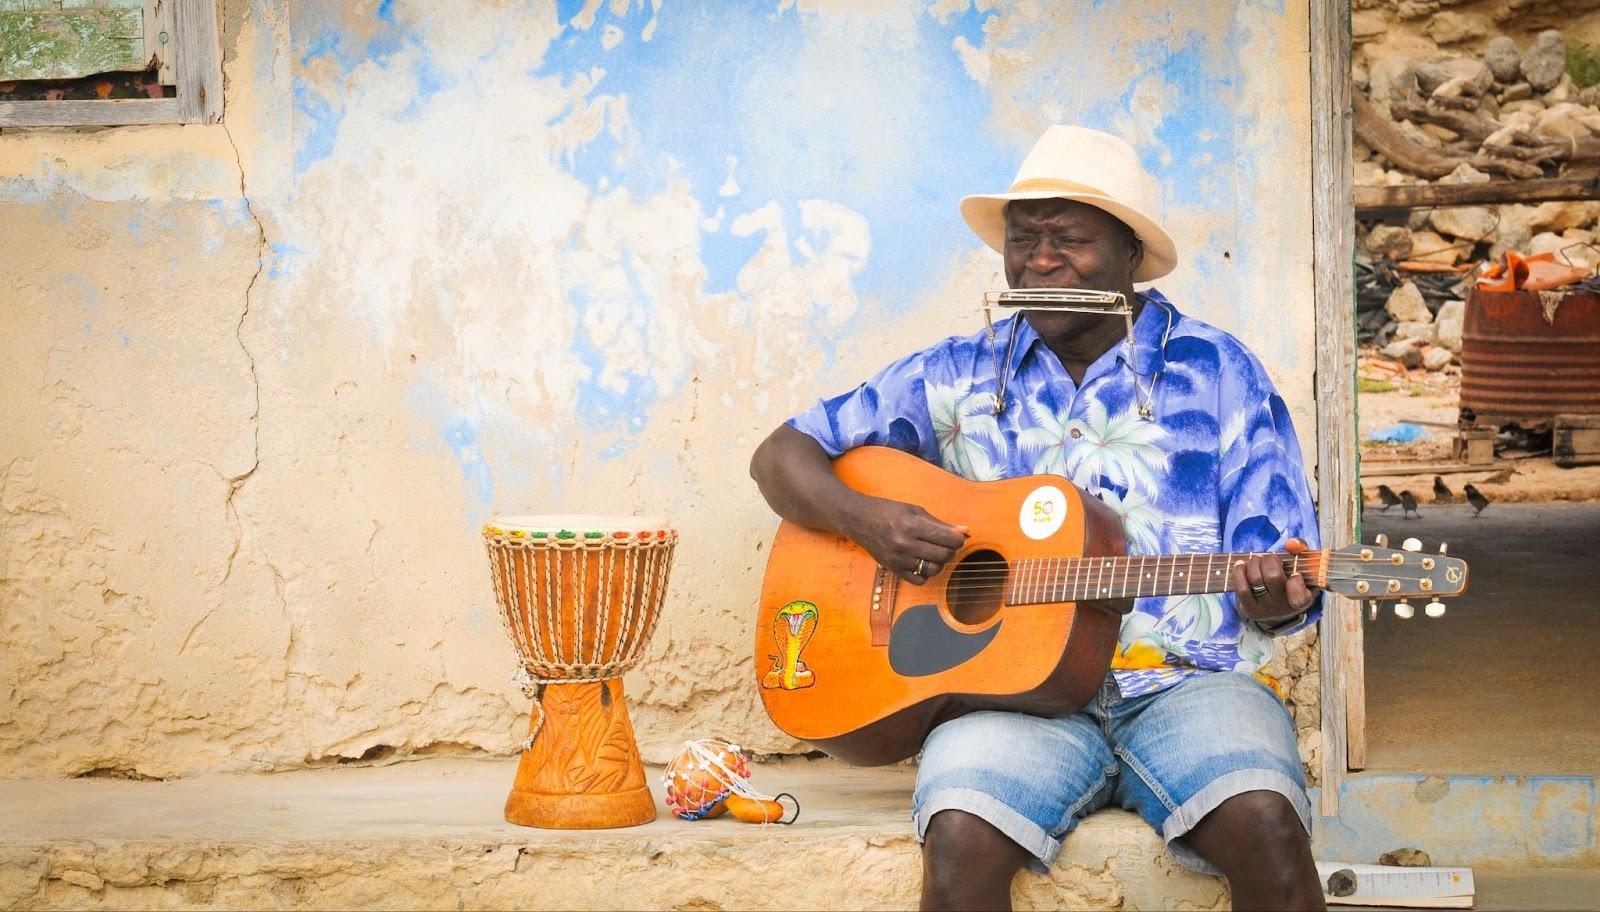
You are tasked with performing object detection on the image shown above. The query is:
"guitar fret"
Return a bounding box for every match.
[998,547,1350,607]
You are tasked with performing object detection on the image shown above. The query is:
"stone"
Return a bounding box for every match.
[1384,339,1426,369]
[1531,231,1600,271]
[1353,63,1370,91]
[1417,61,1452,95]
[1545,73,1576,105]
[1396,120,1439,148]
[1501,81,1533,102]
[1365,225,1415,259]
[1380,847,1434,867]
[1408,208,1433,231]
[1441,57,1494,95]
[1485,36,1520,83]
[1352,10,1388,41]
[1435,299,1465,353]
[1440,162,1489,184]
[1528,200,1600,234]
[1501,99,1547,117]
[1426,11,1485,46]
[1430,206,1498,242]
[1396,321,1437,344]
[1408,229,1463,265]
[1581,86,1600,109]
[1489,205,1536,263]
[1501,108,1538,130]
[1420,123,1459,143]
[1385,283,1433,324]
[1422,346,1455,371]
[1534,102,1593,140]
[1354,160,1387,187]
[1368,54,1418,119]
[1521,29,1567,91]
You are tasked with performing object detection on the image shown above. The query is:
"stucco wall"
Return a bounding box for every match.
[0,0,1318,778]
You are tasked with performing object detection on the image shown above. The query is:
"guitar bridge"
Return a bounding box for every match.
[870,566,898,646]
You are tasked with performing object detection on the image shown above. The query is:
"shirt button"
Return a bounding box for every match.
[1070,428,1083,439]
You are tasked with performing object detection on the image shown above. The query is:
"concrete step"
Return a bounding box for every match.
[1,757,1226,911]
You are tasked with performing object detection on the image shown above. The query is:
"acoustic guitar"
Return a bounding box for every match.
[755,446,1469,766]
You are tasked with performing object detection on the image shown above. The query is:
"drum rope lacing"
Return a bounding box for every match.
[484,529,677,750]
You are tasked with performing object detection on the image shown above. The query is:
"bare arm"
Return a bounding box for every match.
[750,425,967,583]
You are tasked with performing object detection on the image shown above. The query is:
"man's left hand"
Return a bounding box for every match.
[1231,538,1316,624]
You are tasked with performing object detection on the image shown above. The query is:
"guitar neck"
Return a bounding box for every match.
[1004,551,1327,606]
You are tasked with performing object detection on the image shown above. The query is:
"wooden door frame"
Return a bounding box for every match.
[1311,0,1360,816]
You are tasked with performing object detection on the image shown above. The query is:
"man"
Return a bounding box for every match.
[749,126,1326,911]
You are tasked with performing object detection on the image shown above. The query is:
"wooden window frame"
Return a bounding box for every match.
[0,0,220,127]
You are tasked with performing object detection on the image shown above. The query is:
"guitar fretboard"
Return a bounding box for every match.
[1003,552,1326,605]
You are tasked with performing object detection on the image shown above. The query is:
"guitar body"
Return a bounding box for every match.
[756,446,1129,766]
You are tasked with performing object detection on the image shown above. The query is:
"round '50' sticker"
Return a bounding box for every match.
[1019,485,1067,540]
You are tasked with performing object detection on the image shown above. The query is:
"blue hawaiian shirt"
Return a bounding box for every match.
[787,289,1321,698]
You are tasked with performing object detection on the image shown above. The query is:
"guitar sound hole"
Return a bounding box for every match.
[948,549,1005,627]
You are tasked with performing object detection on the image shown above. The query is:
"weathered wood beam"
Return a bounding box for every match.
[1312,0,1360,804]
[1355,176,1600,214]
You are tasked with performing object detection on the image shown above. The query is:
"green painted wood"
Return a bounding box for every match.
[0,1,147,82]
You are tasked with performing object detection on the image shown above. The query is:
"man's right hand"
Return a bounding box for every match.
[839,494,969,585]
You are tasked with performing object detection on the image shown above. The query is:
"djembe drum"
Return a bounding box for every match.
[482,515,676,828]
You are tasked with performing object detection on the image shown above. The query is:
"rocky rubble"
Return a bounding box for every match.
[1356,23,1600,372]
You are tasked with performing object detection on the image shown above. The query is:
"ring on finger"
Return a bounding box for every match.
[1249,583,1269,598]
[914,558,927,577]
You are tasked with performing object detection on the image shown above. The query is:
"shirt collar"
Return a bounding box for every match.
[1006,287,1176,381]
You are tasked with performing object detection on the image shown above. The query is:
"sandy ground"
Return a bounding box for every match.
[1356,353,1600,505]
[1361,503,1600,777]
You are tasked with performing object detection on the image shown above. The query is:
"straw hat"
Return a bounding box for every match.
[960,126,1178,282]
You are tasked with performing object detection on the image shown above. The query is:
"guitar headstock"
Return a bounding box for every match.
[1326,535,1468,620]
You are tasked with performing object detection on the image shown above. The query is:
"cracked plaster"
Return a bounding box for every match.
[0,0,1323,782]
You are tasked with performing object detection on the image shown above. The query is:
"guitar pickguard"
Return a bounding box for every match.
[887,604,1002,677]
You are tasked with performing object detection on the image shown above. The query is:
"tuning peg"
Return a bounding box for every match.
[1401,537,1423,552]
[1425,600,1447,618]
[1438,542,1449,556]
[1394,600,1415,619]
[1374,534,1389,548]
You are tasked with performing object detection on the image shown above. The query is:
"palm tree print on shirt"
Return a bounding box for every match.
[928,379,1006,481]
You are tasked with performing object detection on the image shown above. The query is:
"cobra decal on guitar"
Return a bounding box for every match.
[761,600,819,690]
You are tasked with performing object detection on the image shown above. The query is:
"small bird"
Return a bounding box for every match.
[1376,485,1402,511]
[1432,475,1453,503]
[1399,490,1420,519]
[1464,484,1490,517]
[1480,467,1515,485]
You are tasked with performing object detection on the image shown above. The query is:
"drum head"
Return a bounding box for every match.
[489,514,669,535]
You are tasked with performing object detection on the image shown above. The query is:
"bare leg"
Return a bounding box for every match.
[1182,790,1325,911]
[920,809,1032,911]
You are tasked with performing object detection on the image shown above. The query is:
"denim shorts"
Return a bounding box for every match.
[912,671,1310,875]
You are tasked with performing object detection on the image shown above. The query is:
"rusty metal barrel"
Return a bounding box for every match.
[1460,288,1600,428]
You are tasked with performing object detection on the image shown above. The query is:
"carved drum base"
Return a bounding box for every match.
[504,678,656,829]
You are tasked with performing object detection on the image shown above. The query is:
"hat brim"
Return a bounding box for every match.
[959,191,1178,283]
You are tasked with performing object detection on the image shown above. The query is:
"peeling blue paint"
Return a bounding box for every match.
[292,80,343,176]
[535,1,1009,305]
[1312,774,1600,866]
[266,242,310,279]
